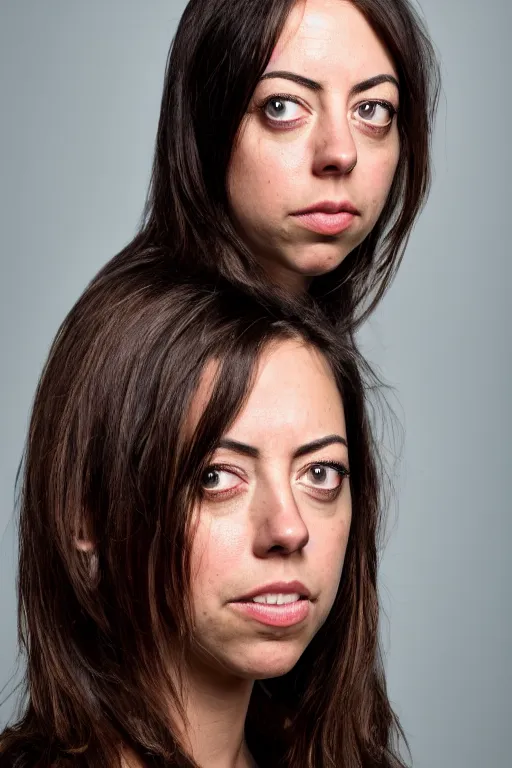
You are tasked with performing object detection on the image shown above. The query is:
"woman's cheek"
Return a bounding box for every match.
[230,125,307,209]
[191,515,248,590]
[360,159,399,223]
[315,519,351,597]
[375,140,401,197]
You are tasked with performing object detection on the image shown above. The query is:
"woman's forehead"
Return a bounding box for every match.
[215,340,345,450]
[186,339,345,451]
[267,0,397,82]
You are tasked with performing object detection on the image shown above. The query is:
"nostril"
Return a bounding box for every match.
[268,544,288,553]
[321,160,356,175]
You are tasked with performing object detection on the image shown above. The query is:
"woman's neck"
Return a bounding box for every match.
[120,658,257,768]
[179,654,257,768]
[256,256,311,297]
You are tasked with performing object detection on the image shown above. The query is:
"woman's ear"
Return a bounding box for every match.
[75,537,95,553]
[75,529,99,582]
[74,521,96,552]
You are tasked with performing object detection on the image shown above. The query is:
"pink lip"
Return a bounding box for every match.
[230,599,310,628]
[234,580,310,601]
[291,200,359,236]
[293,200,359,216]
[230,581,311,629]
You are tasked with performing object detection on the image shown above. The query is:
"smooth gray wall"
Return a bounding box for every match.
[0,1,510,766]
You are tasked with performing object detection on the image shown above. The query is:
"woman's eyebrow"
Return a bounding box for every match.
[350,74,399,95]
[217,434,347,459]
[217,438,259,458]
[293,435,347,458]
[259,70,399,96]
[260,71,322,91]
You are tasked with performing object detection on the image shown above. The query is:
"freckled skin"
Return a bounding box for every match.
[227,0,400,291]
[189,340,352,681]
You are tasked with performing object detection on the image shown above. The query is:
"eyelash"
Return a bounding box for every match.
[258,92,397,133]
[200,463,245,501]
[200,460,350,502]
[256,92,304,127]
[356,100,397,134]
[302,460,350,501]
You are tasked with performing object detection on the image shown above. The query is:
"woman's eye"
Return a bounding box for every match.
[262,97,305,123]
[355,100,395,127]
[299,463,349,495]
[200,467,242,496]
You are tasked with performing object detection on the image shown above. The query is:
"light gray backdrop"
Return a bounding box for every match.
[0,1,510,766]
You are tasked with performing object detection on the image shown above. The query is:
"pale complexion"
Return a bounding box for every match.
[180,339,352,767]
[228,0,401,294]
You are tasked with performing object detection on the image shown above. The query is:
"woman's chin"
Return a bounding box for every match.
[258,241,356,286]
[227,642,306,680]
[292,241,358,276]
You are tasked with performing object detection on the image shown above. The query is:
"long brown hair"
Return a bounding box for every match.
[132,0,439,328]
[1,252,406,767]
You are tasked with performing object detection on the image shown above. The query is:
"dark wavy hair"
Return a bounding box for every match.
[1,253,406,767]
[129,0,440,328]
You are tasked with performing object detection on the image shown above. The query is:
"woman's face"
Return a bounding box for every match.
[227,0,400,293]
[189,339,351,680]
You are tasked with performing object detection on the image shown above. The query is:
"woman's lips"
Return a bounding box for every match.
[292,210,356,236]
[230,598,310,628]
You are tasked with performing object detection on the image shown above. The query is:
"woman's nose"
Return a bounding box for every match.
[312,112,357,177]
[251,482,309,558]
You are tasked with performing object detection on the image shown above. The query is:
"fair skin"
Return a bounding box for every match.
[85,339,350,768]
[178,339,352,767]
[228,0,401,294]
